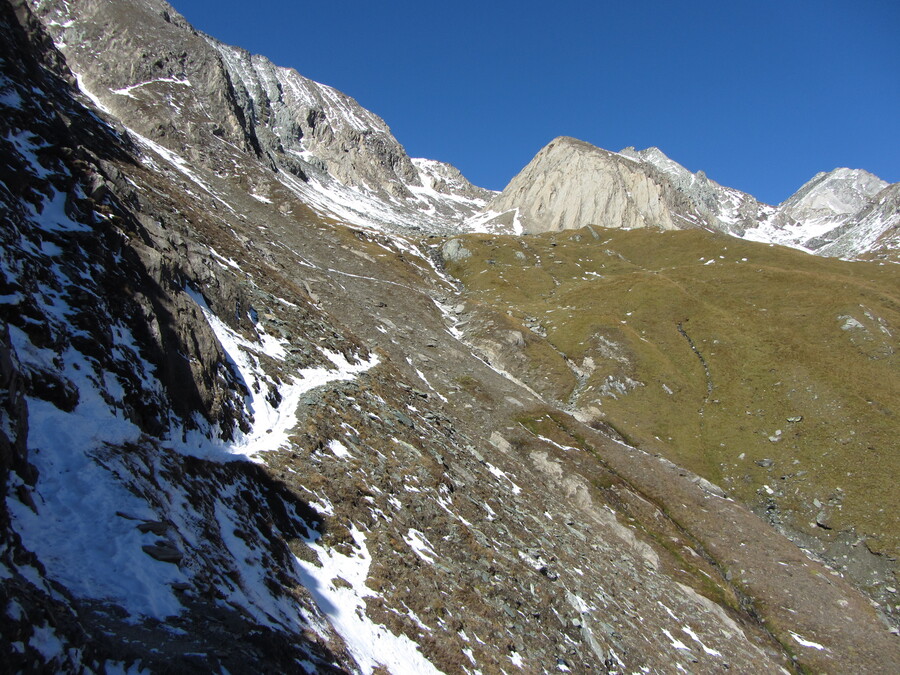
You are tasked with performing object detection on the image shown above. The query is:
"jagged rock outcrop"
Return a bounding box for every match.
[28,0,262,166]
[782,167,888,228]
[473,138,898,260]
[758,168,893,255]
[814,182,900,258]
[211,42,411,195]
[411,157,495,204]
[619,145,778,237]
[626,150,898,257]
[210,42,494,227]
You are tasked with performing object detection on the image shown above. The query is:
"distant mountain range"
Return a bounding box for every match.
[470,137,898,260]
[29,0,898,259]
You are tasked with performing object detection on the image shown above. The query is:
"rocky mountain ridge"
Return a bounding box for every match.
[210,39,494,230]
[759,167,894,256]
[466,137,702,234]
[618,145,777,237]
[28,0,897,258]
[27,0,492,235]
[474,137,897,260]
[2,0,898,673]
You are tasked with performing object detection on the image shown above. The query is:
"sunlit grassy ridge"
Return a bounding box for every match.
[443,226,900,559]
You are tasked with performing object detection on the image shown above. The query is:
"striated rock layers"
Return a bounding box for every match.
[618,145,777,237]
[212,40,493,210]
[475,137,779,238]
[779,168,895,255]
[781,167,888,227]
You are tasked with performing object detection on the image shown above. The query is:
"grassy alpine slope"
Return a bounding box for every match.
[442,225,899,602]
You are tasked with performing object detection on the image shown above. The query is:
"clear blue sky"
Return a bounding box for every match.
[173,0,898,204]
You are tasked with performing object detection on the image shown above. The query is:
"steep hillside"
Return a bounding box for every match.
[211,41,493,229]
[2,0,899,673]
[440,225,900,619]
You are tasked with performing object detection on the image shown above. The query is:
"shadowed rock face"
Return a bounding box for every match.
[1,0,899,673]
[35,0,261,164]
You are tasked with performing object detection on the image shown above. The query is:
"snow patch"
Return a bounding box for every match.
[294,525,443,674]
[789,631,827,651]
[683,625,722,657]
[404,528,437,564]
[111,77,192,98]
[328,439,352,459]
[485,462,522,495]
[183,287,378,460]
[661,628,691,651]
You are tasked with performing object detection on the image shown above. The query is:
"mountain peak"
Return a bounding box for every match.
[477,136,691,234]
[781,166,888,217]
[619,145,695,181]
[474,138,897,258]
[543,135,614,156]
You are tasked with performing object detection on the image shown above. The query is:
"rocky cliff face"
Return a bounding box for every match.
[211,41,493,224]
[814,182,900,257]
[2,0,899,672]
[614,147,898,260]
[782,168,888,228]
[469,137,784,238]
[745,168,895,257]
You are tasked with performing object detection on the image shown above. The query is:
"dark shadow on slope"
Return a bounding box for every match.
[75,446,347,674]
